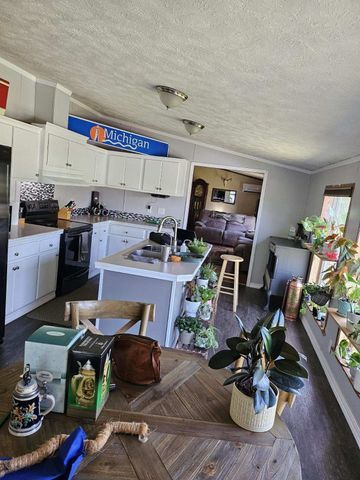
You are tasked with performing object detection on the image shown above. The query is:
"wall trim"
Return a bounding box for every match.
[0,56,37,81]
[69,97,312,175]
[301,315,360,447]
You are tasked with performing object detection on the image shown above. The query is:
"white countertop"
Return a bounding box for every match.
[96,239,212,282]
[9,224,63,243]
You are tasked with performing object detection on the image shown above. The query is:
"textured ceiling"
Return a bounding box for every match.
[1,1,360,170]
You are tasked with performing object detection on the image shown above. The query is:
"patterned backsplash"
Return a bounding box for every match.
[20,182,55,201]
[72,207,180,225]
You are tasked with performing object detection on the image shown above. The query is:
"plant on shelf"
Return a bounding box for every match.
[345,274,360,325]
[198,302,212,321]
[199,285,216,304]
[184,283,202,317]
[197,263,217,288]
[323,236,359,317]
[187,238,208,255]
[209,309,308,432]
[194,324,218,350]
[335,339,360,393]
[301,215,329,252]
[175,315,201,345]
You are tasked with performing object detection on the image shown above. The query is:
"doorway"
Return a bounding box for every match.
[185,165,265,286]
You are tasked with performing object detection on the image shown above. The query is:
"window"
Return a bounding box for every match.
[321,184,353,227]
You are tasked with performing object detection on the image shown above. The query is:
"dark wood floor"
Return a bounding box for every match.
[1,284,359,480]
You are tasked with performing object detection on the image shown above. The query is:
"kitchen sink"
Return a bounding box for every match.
[127,245,163,262]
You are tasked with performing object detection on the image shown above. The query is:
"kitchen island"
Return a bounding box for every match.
[95,239,212,346]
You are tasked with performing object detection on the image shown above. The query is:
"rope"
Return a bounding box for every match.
[0,421,149,477]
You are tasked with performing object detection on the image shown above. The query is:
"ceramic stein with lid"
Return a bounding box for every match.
[8,364,55,437]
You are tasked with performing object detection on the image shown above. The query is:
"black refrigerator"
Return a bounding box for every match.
[0,145,11,342]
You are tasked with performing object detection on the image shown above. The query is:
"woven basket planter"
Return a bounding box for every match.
[229,383,279,432]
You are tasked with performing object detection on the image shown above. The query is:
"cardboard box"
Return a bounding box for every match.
[24,325,85,413]
[67,332,114,421]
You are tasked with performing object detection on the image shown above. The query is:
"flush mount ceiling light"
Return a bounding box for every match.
[182,119,205,135]
[155,85,188,109]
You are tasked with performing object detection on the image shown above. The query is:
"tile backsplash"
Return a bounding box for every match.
[20,182,55,201]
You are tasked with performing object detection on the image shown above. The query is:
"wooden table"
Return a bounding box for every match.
[0,349,301,479]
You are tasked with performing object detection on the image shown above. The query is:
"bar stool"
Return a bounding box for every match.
[216,254,244,312]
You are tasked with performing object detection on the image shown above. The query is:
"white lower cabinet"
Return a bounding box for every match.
[37,250,59,298]
[6,233,61,324]
[107,234,140,256]
[89,224,109,278]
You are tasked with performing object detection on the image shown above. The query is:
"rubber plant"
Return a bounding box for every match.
[208,309,308,414]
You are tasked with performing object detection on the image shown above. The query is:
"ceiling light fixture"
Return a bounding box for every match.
[155,85,188,109]
[182,119,205,135]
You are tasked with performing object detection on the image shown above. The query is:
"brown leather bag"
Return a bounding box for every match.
[112,334,161,385]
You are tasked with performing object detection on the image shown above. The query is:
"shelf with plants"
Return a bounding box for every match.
[332,331,360,397]
[175,263,219,357]
[300,283,331,334]
[328,308,360,353]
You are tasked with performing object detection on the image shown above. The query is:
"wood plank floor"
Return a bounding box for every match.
[0,281,359,480]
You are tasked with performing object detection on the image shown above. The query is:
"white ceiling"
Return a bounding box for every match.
[1,1,360,170]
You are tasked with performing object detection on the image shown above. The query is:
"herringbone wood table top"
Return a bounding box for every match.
[0,349,301,479]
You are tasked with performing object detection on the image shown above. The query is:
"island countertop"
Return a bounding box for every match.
[95,239,212,282]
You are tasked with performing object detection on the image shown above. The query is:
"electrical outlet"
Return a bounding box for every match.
[146,204,152,213]
[158,207,165,216]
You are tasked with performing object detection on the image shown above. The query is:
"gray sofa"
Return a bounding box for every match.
[194,210,256,270]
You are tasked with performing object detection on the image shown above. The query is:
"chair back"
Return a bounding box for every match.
[64,300,155,336]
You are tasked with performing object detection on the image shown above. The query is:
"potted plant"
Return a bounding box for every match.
[198,302,212,321]
[199,285,216,305]
[301,215,329,252]
[187,238,208,255]
[209,309,308,432]
[194,324,218,350]
[302,282,331,307]
[345,274,360,329]
[336,339,360,392]
[176,315,201,345]
[197,263,217,288]
[323,238,359,317]
[184,283,202,317]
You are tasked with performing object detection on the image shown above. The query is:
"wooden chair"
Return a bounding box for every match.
[64,300,155,336]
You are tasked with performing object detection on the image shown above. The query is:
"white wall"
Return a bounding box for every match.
[305,160,360,241]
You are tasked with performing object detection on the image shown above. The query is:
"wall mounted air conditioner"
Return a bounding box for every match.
[242,183,262,193]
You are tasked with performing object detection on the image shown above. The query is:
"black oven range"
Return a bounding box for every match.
[20,200,93,296]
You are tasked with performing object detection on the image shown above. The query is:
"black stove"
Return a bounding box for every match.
[20,200,93,296]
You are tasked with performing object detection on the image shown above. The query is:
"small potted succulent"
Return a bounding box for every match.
[175,315,201,345]
[194,325,218,350]
[184,283,202,317]
[198,302,212,321]
[196,263,217,288]
[187,238,208,255]
[209,309,308,432]
[199,285,216,305]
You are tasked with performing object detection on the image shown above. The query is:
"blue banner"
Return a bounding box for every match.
[68,115,168,156]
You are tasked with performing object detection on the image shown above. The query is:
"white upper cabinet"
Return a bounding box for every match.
[0,122,12,147]
[93,150,107,185]
[142,157,187,196]
[46,134,69,170]
[68,142,96,182]
[107,154,144,191]
[12,127,41,180]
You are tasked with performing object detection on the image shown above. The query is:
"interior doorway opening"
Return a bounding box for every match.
[186,165,264,286]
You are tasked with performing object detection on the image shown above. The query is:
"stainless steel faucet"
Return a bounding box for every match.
[157,216,178,252]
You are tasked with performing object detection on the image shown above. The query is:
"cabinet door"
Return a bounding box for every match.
[107,155,125,188]
[160,160,180,195]
[93,151,107,185]
[12,127,40,180]
[0,122,12,147]
[106,234,134,256]
[47,134,69,169]
[142,159,162,193]
[97,230,108,260]
[37,251,58,298]
[123,156,143,190]
[5,265,15,315]
[68,142,95,180]
[13,256,39,311]
[89,229,100,271]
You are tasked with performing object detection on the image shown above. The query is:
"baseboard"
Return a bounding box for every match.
[302,315,360,447]
[249,282,262,289]
[5,292,56,324]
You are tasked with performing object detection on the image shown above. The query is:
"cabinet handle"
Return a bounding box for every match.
[14,252,19,256]
[66,163,72,167]
[49,244,53,247]
[12,266,19,271]
[99,239,103,242]
[35,173,39,177]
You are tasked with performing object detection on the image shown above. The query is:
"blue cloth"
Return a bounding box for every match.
[2,427,86,479]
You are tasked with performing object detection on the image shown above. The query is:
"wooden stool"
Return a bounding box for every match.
[216,254,244,312]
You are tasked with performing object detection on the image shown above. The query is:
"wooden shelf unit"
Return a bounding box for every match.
[328,308,360,353]
[331,328,360,397]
